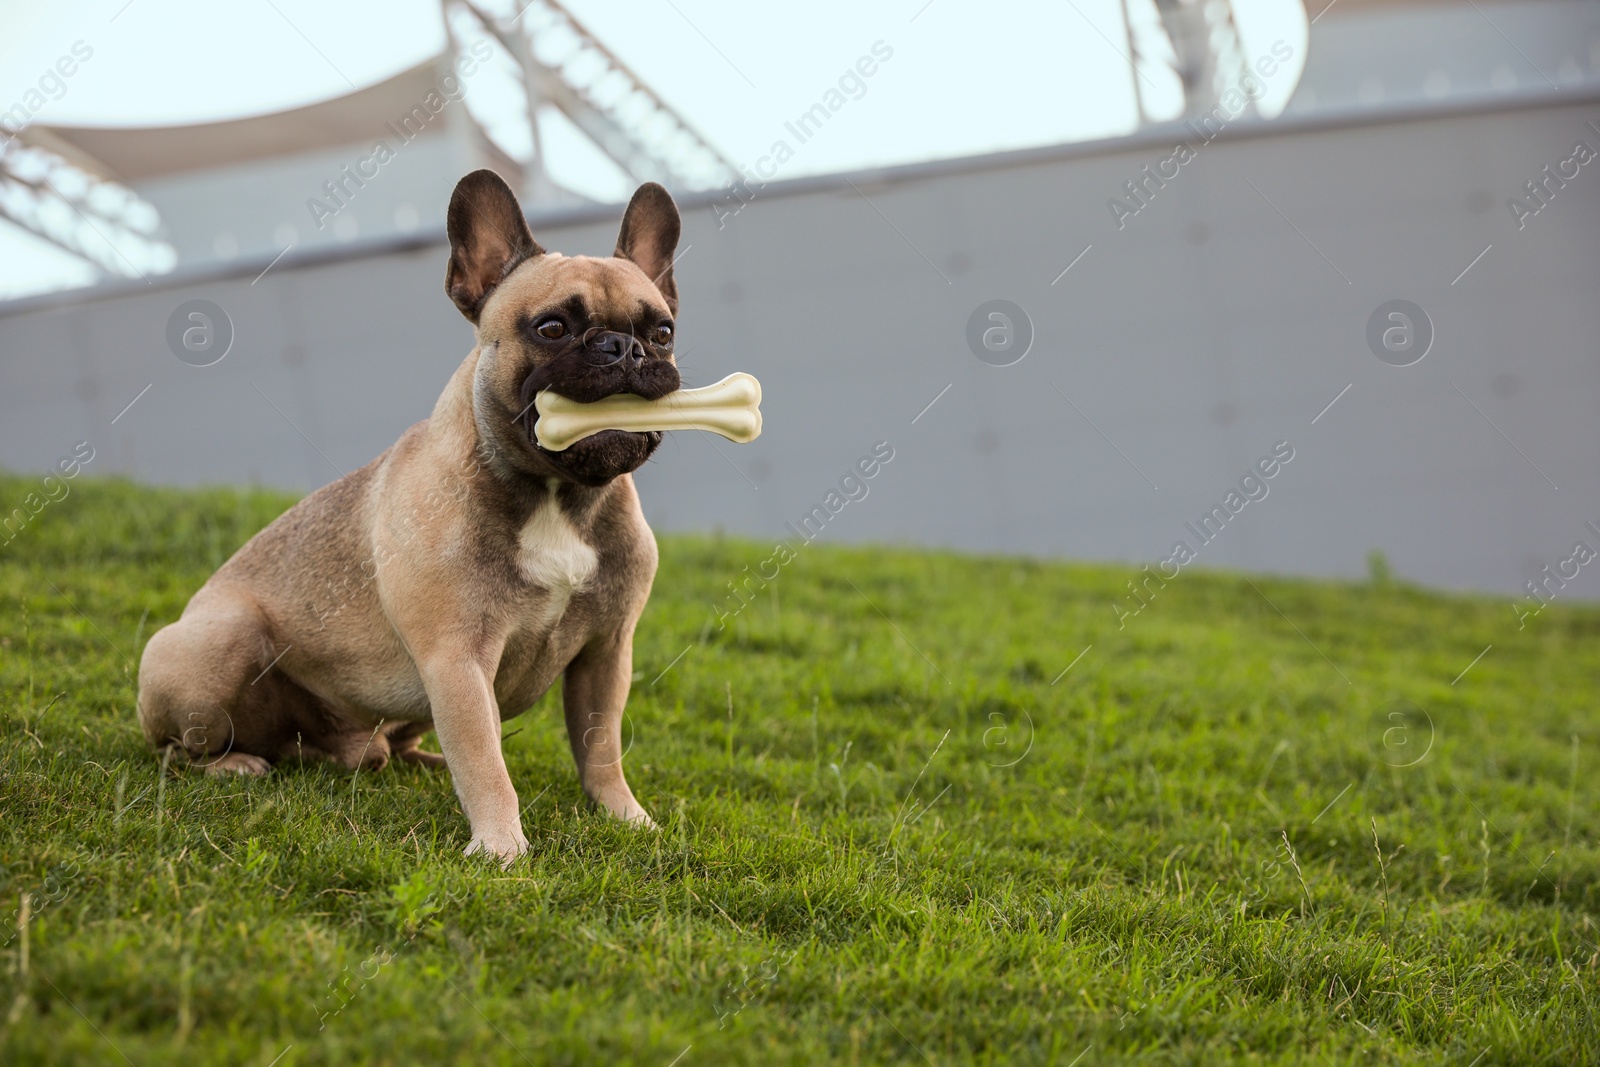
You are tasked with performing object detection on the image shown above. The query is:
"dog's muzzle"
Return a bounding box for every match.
[513,332,680,483]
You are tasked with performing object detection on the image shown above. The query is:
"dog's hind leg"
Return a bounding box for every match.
[390,722,447,769]
[273,724,393,771]
[137,585,287,769]
[202,753,272,776]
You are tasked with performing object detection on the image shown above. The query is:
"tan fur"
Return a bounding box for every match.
[137,174,683,863]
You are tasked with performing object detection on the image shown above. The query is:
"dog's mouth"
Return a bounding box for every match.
[533,425,660,453]
[519,417,664,488]
[513,339,679,484]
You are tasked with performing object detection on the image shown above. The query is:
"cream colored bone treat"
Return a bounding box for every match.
[534,372,763,451]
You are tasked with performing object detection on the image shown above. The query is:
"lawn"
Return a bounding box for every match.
[0,473,1595,1066]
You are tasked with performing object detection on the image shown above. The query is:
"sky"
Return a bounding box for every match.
[0,0,1307,299]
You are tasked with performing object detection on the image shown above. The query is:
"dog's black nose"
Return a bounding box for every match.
[587,330,646,368]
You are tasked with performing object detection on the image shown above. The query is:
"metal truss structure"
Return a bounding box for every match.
[449,0,738,199]
[0,135,175,281]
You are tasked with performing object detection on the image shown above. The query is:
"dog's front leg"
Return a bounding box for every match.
[563,628,654,827]
[420,657,529,862]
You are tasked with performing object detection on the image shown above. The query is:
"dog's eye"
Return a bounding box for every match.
[535,318,566,339]
[652,324,673,346]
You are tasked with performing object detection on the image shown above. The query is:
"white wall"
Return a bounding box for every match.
[2,95,1598,597]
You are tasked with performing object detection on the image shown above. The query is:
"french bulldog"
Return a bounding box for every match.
[137,170,683,862]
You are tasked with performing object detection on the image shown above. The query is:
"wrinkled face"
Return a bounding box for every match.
[479,255,681,486]
[444,171,684,487]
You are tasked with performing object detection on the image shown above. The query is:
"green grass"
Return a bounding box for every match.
[0,473,1596,1066]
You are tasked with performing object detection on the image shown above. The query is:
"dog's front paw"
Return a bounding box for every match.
[621,804,657,830]
[588,785,655,828]
[396,747,448,769]
[464,826,529,866]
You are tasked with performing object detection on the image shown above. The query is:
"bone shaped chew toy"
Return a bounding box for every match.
[534,372,763,452]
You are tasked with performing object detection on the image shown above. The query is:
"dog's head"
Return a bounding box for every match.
[445,169,682,487]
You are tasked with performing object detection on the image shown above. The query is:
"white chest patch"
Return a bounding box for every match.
[517,481,599,615]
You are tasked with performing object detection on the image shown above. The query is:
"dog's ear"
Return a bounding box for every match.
[614,182,681,316]
[445,170,544,322]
